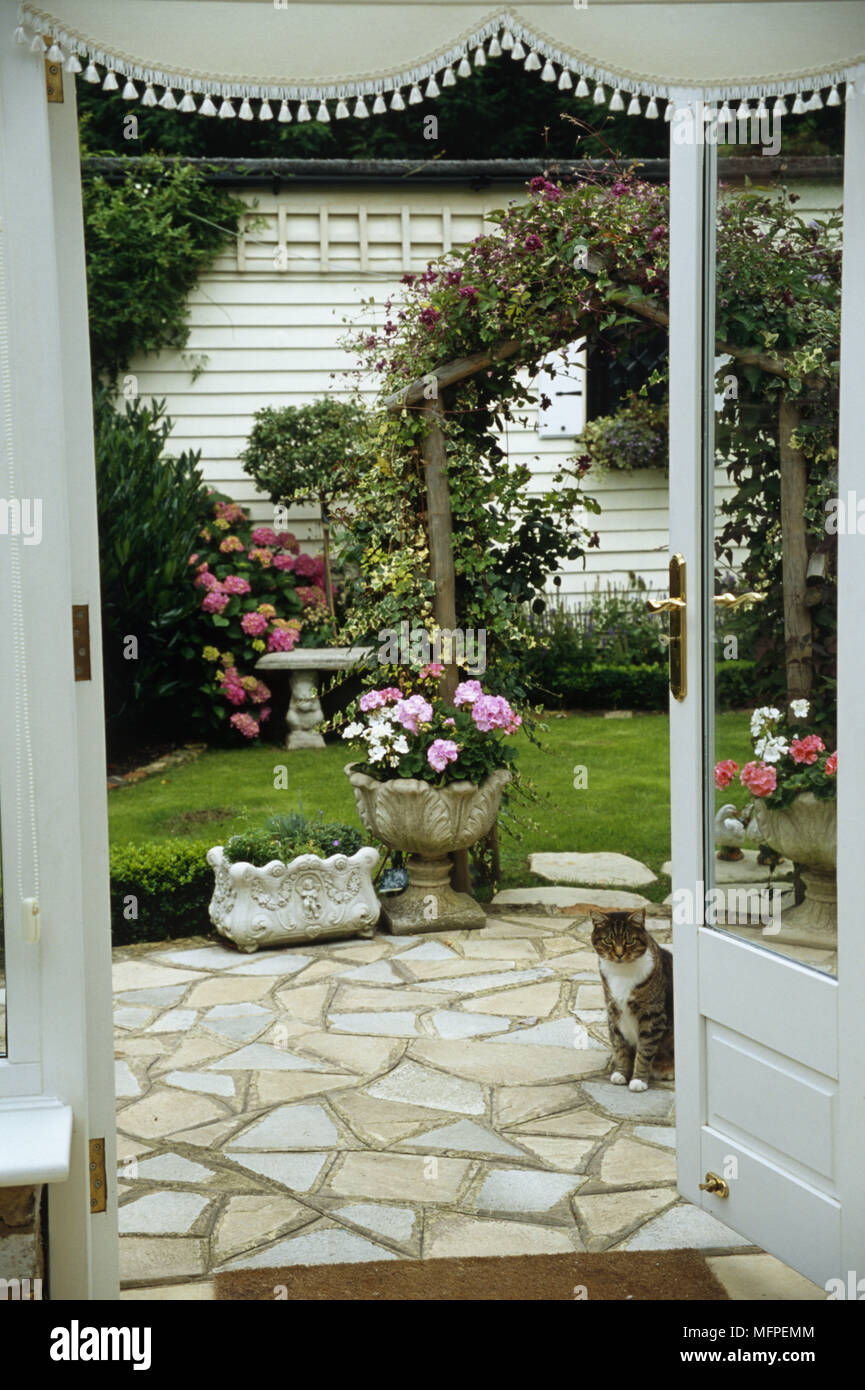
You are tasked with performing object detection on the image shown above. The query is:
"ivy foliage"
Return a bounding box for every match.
[82,154,247,382]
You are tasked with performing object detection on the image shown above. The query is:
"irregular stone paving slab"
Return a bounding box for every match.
[114,1006,154,1030]
[185,976,275,1008]
[329,942,394,962]
[325,1152,470,1204]
[599,1136,678,1185]
[574,984,605,1010]
[428,1011,508,1040]
[460,939,541,961]
[214,1195,316,1261]
[118,1091,226,1139]
[530,852,657,888]
[573,1010,608,1026]
[473,982,561,1018]
[476,920,557,938]
[208,1043,334,1072]
[116,1135,154,1162]
[274,982,332,1020]
[495,1083,583,1128]
[116,985,190,1007]
[163,1071,236,1099]
[335,960,402,984]
[394,941,457,962]
[508,1107,616,1140]
[424,1216,579,1259]
[252,1072,356,1108]
[217,1224,400,1270]
[227,1151,330,1192]
[401,1118,527,1159]
[327,1011,421,1037]
[634,1125,676,1149]
[622,1203,753,1252]
[228,955,314,978]
[146,1009,199,1034]
[119,1237,208,1283]
[116,1038,169,1060]
[333,1203,417,1246]
[575,1188,676,1244]
[541,936,585,957]
[151,1036,235,1074]
[663,851,792,884]
[410,1039,608,1086]
[293,1033,405,1075]
[511,1136,596,1172]
[292,960,345,983]
[113,962,199,994]
[169,1118,245,1149]
[130,1153,215,1184]
[397,957,537,983]
[490,1018,606,1050]
[330,985,445,1012]
[367,1060,485,1116]
[119,1192,211,1235]
[229,1103,340,1151]
[202,1004,275,1043]
[331,1092,457,1147]
[582,1080,675,1121]
[476,1168,584,1215]
[415,968,556,995]
[115,1061,142,1098]
[152,947,242,971]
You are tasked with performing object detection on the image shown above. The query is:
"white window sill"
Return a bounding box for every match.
[0,1096,72,1185]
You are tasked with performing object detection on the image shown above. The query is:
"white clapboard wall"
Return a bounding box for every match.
[125,176,839,603]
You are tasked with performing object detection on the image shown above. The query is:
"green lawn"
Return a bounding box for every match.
[108,713,754,903]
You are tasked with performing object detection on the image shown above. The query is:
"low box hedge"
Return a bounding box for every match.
[528,658,755,712]
[110,839,212,946]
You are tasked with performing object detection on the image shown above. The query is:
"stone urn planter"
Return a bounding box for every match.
[751,793,836,950]
[346,763,510,933]
[207,844,380,952]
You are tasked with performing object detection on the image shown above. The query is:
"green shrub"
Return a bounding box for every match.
[225,811,365,866]
[716,659,758,710]
[576,393,668,475]
[240,399,368,512]
[528,659,756,711]
[95,389,212,752]
[110,840,212,946]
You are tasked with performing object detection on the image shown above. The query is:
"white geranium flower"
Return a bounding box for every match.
[342,722,364,739]
[789,699,810,719]
[368,743,387,763]
[393,736,409,755]
[750,706,781,737]
[755,734,789,763]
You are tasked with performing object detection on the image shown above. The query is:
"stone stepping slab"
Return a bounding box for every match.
[529,852,657,888]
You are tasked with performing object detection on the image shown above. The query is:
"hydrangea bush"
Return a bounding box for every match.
[189,495,331,739]
[340,665,521,787]
[715,700,837,811]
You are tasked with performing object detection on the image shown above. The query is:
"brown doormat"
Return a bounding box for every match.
[216,1250,729,1301]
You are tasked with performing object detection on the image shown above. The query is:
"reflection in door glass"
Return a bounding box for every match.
[709,134,840,979]
[0,819,5,1054]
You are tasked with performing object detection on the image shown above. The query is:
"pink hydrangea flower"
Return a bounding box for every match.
[219,535,245,554]
[221,681,246,706]
[790,735,825,765]
[293,552,320,580]
[453,679,484,706]
[267,627,299,653]
[241,611,268,636]
[251,526,278,546]
[201,590,229,614]
[197,570,221,591]
[825,751,838,775]
[395,694,433,733]
[427,739,459,773]
[740,761,777,797]
[188,553,199,566]
[248,547,274,567]
[272,553,296,572]
[296,585,327,609]
[275,531,300,553]
[222,575,251,596]
[229,711,260,739]
[249,680,271,705]
[215,501,246,524]
[714,759,739,789]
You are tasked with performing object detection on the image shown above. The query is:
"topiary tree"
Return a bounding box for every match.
[240,398,368,619]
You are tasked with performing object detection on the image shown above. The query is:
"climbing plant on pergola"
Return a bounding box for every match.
[345,169,840,719]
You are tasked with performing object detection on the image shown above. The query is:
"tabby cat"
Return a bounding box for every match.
[591,908,674,1092]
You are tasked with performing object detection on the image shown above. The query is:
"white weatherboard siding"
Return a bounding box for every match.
[125,178,839,602]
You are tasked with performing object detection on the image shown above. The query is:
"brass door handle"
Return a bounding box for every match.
[647,554,686,701]
[647,597,686,612]
[699,1172,730,1198]
[713,591,767,609]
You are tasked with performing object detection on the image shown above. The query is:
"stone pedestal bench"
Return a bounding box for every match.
[255,646,373,749]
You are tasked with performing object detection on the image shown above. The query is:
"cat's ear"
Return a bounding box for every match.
[591,910,609,931]
[627,908,647,929]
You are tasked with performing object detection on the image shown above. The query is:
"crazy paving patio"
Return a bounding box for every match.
[112,905,824,1300]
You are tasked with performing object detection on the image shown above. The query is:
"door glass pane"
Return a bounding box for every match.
[708,122,839,978]
[0,818,4,1053]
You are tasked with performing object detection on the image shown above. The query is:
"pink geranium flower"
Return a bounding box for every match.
[790,735,825,765]
[453,679,484,706]
[420,662,444,679]
[714,759,739,789]
[427,739,459,773]
[825,751,838,775]
[740,761,777,797]
[359,689,387,711]
[241,611,268,636]
[395,694,433,733]
[471,694,521,734]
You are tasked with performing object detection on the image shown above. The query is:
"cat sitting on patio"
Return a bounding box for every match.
[591,908,674,1092]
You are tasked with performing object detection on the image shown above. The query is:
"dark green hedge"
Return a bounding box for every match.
[110,839,212,946]
[528,659,756,711]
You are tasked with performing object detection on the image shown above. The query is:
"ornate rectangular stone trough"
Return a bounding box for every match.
[255,647,373,749]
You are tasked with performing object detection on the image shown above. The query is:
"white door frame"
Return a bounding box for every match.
[669,79,865,1286]
[0,11,118,1299]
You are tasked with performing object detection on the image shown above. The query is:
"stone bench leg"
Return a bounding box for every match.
[286,668,325,749]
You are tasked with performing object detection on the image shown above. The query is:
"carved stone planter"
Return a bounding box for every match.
[346,763,510,934]
[207,845,380,951]
[751,792,836,949]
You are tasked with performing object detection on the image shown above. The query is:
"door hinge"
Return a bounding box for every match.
[89,1138,107,1213]
[72,605,91,680]
[45,38,64,102]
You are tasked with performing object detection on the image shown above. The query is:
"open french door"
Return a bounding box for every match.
[668,78,865,1289]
